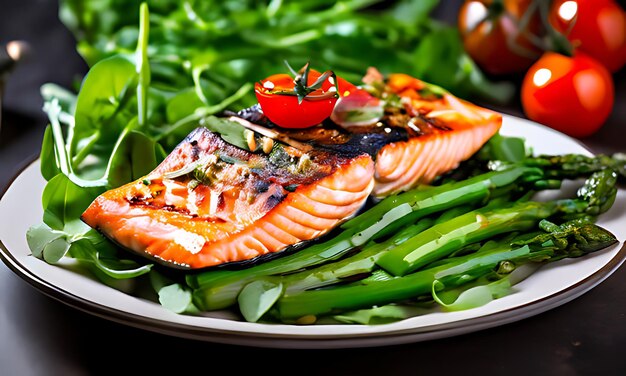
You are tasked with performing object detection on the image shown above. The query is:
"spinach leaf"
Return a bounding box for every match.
[479,133,529,163]
[39,125,62,181]
[26,223,64,259]
[165,88,205,124]
[238,280,284,323]
[200,116,250,151]
[69,237,152,279]
[412,27,514,104]
[389,0,439,24]
[41,173,102,233]
[432,277,513,312]
[150,271,198,314]
[72,55,137,155]
[58,0,514,107]
[106,129,166,188]
[333,305,418,325]
[41,237,72,264]
[41,83,77,116]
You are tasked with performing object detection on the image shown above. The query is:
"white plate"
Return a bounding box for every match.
[1,115,625,348]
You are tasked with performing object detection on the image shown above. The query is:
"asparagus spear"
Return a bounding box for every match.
[253,199,511,295]
[523,153,626,180]
[189,166,539,310]
[279,218,436,294]
[267,196,549,295]
[377,169,618,276]
[276,205,485,294]
[275,220,618,322]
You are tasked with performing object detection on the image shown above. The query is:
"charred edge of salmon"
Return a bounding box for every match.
[81,127,375,270]
[232,104,412,159]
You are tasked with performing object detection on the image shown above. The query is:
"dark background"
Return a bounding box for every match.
[1,1,625,375]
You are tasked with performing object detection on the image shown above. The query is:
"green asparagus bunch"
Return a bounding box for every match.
[275,218,617,321]
[186,152,622,322]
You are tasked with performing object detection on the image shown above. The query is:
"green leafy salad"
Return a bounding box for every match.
[26,1,624,325]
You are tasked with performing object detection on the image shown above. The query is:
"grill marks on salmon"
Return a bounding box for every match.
[373,92,501,196]
[81,71,501,269]
[81,128,374,269]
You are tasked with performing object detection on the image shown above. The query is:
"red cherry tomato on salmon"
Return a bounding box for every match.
[458,0,542,75]
[521,52,614,138]
[550,0,626,72]
[255,69,355,129]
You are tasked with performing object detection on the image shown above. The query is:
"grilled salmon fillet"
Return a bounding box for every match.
[81,70,500,269]
[373,73,501,196]
[81,128,374,269]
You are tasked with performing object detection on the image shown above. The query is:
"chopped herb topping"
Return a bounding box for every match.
[269,144,293,168]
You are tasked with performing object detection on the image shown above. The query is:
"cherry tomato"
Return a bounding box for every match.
[458,0,543,75]
[521,52,614,138]
[255,69,354,129]
[550,0,626,72]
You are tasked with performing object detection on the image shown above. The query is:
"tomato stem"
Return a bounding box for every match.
[508,0,544,59]
[535,0,574,56]
[275,61,339,104]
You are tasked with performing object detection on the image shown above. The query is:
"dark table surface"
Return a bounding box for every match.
[1,1,626,375]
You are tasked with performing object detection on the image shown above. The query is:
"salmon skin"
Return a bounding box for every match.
[81,128,374,269]
[81,71,500,269]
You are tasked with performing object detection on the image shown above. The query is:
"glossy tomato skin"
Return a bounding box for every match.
[458,0,542,75]
[255,70,347,129]
[521,52,614,138]
[550,0,626,72]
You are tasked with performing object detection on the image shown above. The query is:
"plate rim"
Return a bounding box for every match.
[2,115,625,348]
